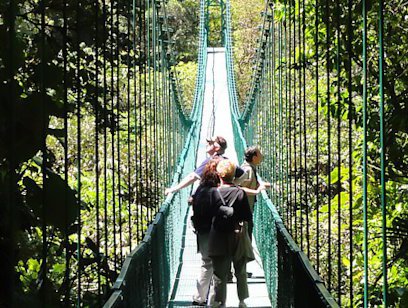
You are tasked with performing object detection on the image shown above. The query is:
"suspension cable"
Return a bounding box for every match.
[102,0,109,296]
[315,0,320,275]
[40,0,47,303]
[346,0,353,302]
[362,0,369,304]
[94,0,101,301]
[298,0,303,251]
[335,0,342,302]
[325,0,332,290]
[75,0,82,304]
[116,0,123,265]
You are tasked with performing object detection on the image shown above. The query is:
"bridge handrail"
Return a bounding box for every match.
[230,111,338,306]
[103,93,203,307]
[103,0,208,306]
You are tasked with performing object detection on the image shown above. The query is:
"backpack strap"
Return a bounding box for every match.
[217,187,240,208]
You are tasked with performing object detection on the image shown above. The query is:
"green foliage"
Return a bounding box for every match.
[167,0,200,62]
[175,61,198,112]
[230,0,264,104]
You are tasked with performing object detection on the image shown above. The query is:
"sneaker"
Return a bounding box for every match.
[238,300,248,308]
[191,300,206,306]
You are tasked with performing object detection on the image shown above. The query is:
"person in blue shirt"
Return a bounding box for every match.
[165,136,244,195]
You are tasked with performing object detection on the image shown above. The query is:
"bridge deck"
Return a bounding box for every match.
[167,48,271,308]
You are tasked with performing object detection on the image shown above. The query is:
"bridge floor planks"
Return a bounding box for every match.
[167,48,271,308]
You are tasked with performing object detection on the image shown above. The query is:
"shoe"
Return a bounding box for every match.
[191,300,206,306]
[247,272,253,278]
[227,271,233,283]
[238,300,248,308]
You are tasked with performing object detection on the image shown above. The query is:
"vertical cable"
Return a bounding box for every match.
[335,0,342,302]
[284,0,290,226]
[267,24,273,205]
[347,0,353,302]
[154,1,159,212]
[362,0,369,305]
[40,0,47,304]
[128,0,133,253]
[150,0,154,221]
[315,0,320,274]
[75,0,82,304]
[271,8,276,208]
[298,0,303,251]
[102,0,109,296]
[293,0,298,242]
[135,0,141,243]
[144,0,151,222]
[302,0,309,257]
[110,0,118,272]
[116,0,123,265]
[378,0,388,305]
[278,16,283,214]
[288,0,293,233]
[94,0,101,301]
[62,0,70,303]
[139,0,145,240]
[325,0,332,290]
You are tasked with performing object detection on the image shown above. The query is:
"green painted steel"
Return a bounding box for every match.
[362,0,369,306]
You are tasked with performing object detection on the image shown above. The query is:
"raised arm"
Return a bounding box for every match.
[164,172,200,195]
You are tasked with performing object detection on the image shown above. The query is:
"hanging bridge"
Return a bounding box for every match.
[1,0,401,307]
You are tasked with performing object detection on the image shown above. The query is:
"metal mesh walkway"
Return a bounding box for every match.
[167,47,271,308]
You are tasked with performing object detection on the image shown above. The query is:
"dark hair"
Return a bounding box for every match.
[244,146,259,162]
[214,136,227,152]
[200,158,221,187]
[207,136,227,154]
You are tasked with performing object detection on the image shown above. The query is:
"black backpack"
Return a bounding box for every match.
[211,188,240,232]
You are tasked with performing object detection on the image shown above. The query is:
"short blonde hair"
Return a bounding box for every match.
[216,159,235,182]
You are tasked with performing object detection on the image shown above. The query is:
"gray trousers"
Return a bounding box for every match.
[211,255,249,305]
[193,233,214,304]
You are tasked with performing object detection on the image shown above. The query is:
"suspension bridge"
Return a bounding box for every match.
[1,0,401,307]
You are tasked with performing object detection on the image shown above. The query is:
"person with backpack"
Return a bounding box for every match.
[190,158,221,306]
[208,159,253,308]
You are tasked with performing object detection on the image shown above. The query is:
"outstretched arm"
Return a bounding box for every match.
[164,172,199,195]
[240,183,266,196]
